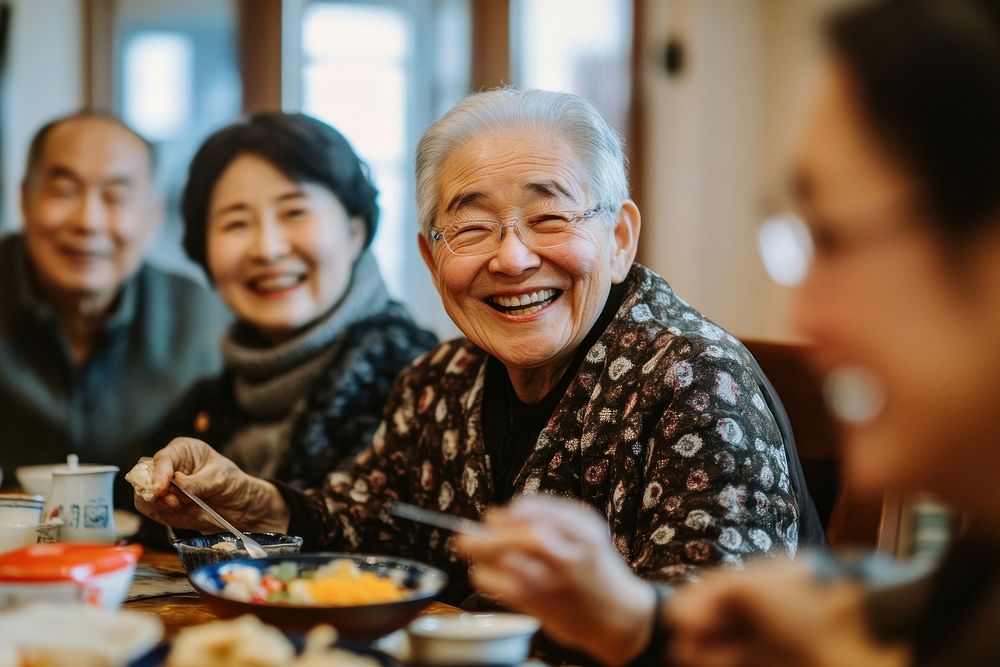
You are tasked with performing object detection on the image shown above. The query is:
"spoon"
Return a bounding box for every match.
[171,481,268,559]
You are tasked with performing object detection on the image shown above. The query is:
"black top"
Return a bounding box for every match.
[481,282,628,503]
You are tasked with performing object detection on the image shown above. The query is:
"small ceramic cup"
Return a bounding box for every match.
[0,495,45,553]
[407,613,541,665]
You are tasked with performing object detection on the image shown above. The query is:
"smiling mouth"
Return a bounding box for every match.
[59,246,113,260]
[248,274,306,294]
[487,288,562,316]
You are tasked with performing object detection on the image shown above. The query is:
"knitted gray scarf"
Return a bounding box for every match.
[221,251,391,419]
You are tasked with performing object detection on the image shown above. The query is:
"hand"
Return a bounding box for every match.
[668,559,911,667]
[132,437,290,534]
[456,495,656,666]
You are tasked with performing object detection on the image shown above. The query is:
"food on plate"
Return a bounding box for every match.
[219,559,407,606]
[166,616,378,667]
[211,540,239,553]
[124,461,156,502]
[167,615,293,667]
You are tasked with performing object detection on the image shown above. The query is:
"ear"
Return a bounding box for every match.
[348,216,367,260]
[418,232,444,292]
[609,200,641,283]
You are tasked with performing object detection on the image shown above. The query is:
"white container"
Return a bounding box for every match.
[44,463,118,544]
[408,613,540,665]
[0,543,141,611]
[0,495,44,554]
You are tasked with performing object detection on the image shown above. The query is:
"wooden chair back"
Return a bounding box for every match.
[741,339,889,550]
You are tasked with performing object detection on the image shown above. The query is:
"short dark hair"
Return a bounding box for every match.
[181,113,379,275]
[824,0,1000,240]
[22,111,156,190]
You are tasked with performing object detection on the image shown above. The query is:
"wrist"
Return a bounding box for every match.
[248,478,291,533]
[588,577,658,666]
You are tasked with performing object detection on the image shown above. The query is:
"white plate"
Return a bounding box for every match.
[0,603,162,665]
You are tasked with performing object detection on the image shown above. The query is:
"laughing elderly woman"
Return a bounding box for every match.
[133,89,813,604]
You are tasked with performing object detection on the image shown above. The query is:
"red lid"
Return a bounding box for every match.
[0,543,142,583]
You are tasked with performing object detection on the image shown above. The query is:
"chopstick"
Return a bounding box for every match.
[388,502,492,538]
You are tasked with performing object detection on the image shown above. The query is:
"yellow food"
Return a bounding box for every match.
[298,570,406,606]
[220,559,408,606]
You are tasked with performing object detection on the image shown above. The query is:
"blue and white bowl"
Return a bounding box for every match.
[189,553,447,640]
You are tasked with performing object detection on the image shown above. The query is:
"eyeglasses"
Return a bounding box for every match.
[757,211,920,286]
[430,206,606,256]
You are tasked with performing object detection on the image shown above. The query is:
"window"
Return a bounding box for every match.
[115,0,241,278]
[296,0,469,336]
[123,32,194,142]
[512,0,632,136]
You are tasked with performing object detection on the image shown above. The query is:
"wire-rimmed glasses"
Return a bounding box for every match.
[430,205,606,256]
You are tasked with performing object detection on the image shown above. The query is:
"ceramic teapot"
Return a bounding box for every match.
[43,456,118,544]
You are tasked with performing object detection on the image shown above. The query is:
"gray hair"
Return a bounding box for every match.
[415,88,629,237]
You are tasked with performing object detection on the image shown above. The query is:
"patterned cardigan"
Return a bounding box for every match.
[287,263,799,600]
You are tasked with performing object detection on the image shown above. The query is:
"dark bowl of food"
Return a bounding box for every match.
[173,533,303,574]
[188,553,447,640]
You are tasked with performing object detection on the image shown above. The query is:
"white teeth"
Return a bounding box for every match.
[490,289,557,310]
[254,275,301,291]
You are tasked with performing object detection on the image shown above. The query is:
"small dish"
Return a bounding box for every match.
[0,602,162,665]
[0,495,45,553]
[407,613,540,665]
[14,464,63,497]
[189,553,447,640]
[173,532,303,574]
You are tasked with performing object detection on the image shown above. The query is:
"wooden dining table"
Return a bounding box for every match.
[124,549,460,641]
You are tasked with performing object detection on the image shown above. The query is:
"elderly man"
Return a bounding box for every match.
[134,89,820,612]
[0,112,228,503]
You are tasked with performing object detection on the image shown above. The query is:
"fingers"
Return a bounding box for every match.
[469,553,554,612]
[490,495,608,540]
[151,437,202,493]
[133,437,217,527]
[132,494,218,532]
[467,519,590,575]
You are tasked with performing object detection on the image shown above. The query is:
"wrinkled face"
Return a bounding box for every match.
[791,60,1000,499]
[419,128,637,375]
[207,154,365,342]
[20,117,160,303]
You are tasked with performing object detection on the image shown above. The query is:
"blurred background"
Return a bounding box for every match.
[0,0,848,340]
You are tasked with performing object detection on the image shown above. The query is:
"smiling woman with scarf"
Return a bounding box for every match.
[161,113,437,489]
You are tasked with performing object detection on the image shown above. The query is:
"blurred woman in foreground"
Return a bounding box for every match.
[459,1,1000,664]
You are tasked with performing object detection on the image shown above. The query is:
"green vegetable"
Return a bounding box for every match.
[268,561,300,583]
[267,590,290,604]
